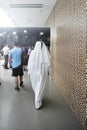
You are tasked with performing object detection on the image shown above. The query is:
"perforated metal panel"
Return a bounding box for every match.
[45,0,86,129]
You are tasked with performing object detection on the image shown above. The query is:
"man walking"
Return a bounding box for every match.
[9,41,24,91]
[1,44,9,69]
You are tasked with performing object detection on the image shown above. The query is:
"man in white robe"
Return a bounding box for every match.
[28,41,51,109]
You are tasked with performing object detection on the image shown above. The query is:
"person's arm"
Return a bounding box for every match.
[8,52,12,68]
[1,48,3,55]
[21,50,23,66]
[8,57,11,66]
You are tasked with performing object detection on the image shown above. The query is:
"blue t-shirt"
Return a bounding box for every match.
[9,47,22,68]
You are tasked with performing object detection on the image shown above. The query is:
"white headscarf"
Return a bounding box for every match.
[28,41,50,76]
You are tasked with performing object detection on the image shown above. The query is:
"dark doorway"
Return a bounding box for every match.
[0,27,50,49]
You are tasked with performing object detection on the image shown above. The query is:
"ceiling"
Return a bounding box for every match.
[0,0,57,27]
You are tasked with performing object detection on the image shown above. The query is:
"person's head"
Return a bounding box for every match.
[4,43,8,47]
[14,41,20,47]
[34,41,45,51]
[29,46,31,49]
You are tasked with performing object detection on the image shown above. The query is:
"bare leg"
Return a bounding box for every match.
[19,76,22,83]
[19,76,24,87]
[14,76,19,86]
[14,76,20,91]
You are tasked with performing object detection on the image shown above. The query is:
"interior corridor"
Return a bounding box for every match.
[0,61,84,130]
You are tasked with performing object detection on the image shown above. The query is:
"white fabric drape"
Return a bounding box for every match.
[28,41,51,109]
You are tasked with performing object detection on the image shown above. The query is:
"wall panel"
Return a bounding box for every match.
[45,0,86,129]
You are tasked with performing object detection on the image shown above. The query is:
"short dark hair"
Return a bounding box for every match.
[14,41,19,46]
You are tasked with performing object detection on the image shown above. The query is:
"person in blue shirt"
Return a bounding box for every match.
[9,41,24,91]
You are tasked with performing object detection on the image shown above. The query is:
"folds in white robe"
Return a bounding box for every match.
[28,41,51,109]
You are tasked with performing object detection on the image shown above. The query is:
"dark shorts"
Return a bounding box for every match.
[12,65,23,77]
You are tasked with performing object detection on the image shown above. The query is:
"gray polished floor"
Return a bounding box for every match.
[0,62,84,130]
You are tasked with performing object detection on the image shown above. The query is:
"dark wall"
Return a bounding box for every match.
[0,27,50,49]
[45,0,86,129]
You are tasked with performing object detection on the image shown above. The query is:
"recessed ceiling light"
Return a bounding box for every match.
[24,30,27,33]
[40,32,44,35]
[3,32,6,34]
[13,32,16,35]
[0,33,3,36]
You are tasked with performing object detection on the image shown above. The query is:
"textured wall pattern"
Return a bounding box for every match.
[45,0,86,129]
